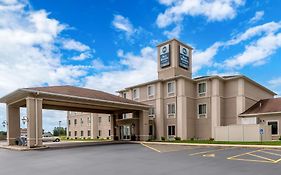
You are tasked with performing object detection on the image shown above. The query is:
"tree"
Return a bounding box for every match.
[53,127,66,136]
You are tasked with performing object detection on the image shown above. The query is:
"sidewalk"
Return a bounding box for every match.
[142,141,281,149]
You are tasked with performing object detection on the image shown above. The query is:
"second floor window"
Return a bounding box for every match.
[68,120,71,126]
[98,117,102,123]
[147,85,155,97]
[167,82,175,95]
[167,103,176,116]
[148,107,155,117]
[133,88,139,99]
[74,119,77,125]
[198,82,206,96]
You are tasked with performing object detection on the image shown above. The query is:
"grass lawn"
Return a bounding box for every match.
[154,140,281,145]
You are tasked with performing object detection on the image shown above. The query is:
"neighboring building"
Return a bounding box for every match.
[240,98,281,140]
[68,38,278,141]
[67,112,111,139]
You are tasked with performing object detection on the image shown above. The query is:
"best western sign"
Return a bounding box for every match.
[179,45,190,70]
[160,44,170,68]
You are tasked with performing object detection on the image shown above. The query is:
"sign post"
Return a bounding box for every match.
[259,128,264,143]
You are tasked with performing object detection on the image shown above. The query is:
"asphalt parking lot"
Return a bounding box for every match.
[0,143,281,175]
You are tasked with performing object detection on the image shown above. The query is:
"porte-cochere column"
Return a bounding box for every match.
[7,105,20,145]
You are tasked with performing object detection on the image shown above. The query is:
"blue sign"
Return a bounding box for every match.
[179,45,189,69]
[259,128,264,135]
[160,44,170,68]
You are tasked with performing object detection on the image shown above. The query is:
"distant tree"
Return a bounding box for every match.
[53,127,66,136]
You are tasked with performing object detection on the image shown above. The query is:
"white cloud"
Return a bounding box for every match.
[249,11,264,24]
[70,52,91,61]
[85,47,157,93]
[269,77,281,88]
[193,42,222,73]
[156,0,245,28]
[163,25,182,38]
[112,14,135,36]
[224,33,281,68]
[62,39,90,52]
[227,21,281,45]
[0,0,90,131]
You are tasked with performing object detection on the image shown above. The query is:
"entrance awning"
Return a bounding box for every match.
[0,85,149,113]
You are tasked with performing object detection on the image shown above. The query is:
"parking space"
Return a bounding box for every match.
[141,143,281,164]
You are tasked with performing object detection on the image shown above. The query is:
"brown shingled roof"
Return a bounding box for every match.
[241,98,281,115]
[23,85,145,106]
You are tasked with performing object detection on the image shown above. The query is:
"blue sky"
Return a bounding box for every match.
[0,0,281,132]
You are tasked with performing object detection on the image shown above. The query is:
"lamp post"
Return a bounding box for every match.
[58,121,62,136]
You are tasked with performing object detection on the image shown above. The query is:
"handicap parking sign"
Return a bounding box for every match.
[259,128,264,135]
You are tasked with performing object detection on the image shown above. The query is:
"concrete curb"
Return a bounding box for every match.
[0,141,137,151]
[141,141,281,149]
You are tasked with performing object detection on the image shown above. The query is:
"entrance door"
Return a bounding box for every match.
[121,125,131,140]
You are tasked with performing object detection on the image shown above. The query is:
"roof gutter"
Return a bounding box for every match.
[239,111,281,117]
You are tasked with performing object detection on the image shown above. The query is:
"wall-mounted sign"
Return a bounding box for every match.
[160,44,170,68]
[179,45,190,70]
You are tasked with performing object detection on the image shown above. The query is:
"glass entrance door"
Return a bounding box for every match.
[121,125,131,140]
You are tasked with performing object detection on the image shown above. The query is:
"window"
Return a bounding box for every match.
[80,118,83,126]
[123,93,127,99]
[267,121,279,135]
[108,116,111,122]
[123,113,128,119]
[88,130,91,137]
[74,119,77,125]
[87,117,91,126]
[98,117,102,123]
[147,85,155,97]
[81,131,84,137]
[68,131,71,137]
[68,120,71,126]
[198,104,207,118]
[168,125,176,136]
[98,130,101,137]
[167,81,175,95]
[149,125,153,136]
[109,130,111,136]
[198,82,206,96]
[74,131,77,137]
[167,103,176,117]
[148,107,155,117]
[133,88,139,100]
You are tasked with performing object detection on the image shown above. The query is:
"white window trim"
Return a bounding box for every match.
[266,120,279,136]
[148,106,155,118]
[167,103,176,118]
[197,81,207,97]
[147,85,155,98]
[167,81,175,96]
[167,125,176,137]
[132,88,140,100]
[197,103,207,119]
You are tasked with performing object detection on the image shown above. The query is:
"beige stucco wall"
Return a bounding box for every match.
[258,114,281,140]
[215,124,272,141]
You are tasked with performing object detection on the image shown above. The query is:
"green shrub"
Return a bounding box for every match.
[209,138,215,141]
[175,137,181,141]
[279,136,281,141]
[190,137,194,141]
[161,136,165,141]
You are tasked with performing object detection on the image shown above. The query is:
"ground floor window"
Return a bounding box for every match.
[168,125,175,136]
[98,130,101,137]
[88,130,91,137]
[68,131,71,137]
[267,121,279,135]
[81,131,84,137]
[109,130,111,136]
[198,104,207,118]
[74,131,77,137]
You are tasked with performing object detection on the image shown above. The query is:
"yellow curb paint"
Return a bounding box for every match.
[141,143,161,153]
